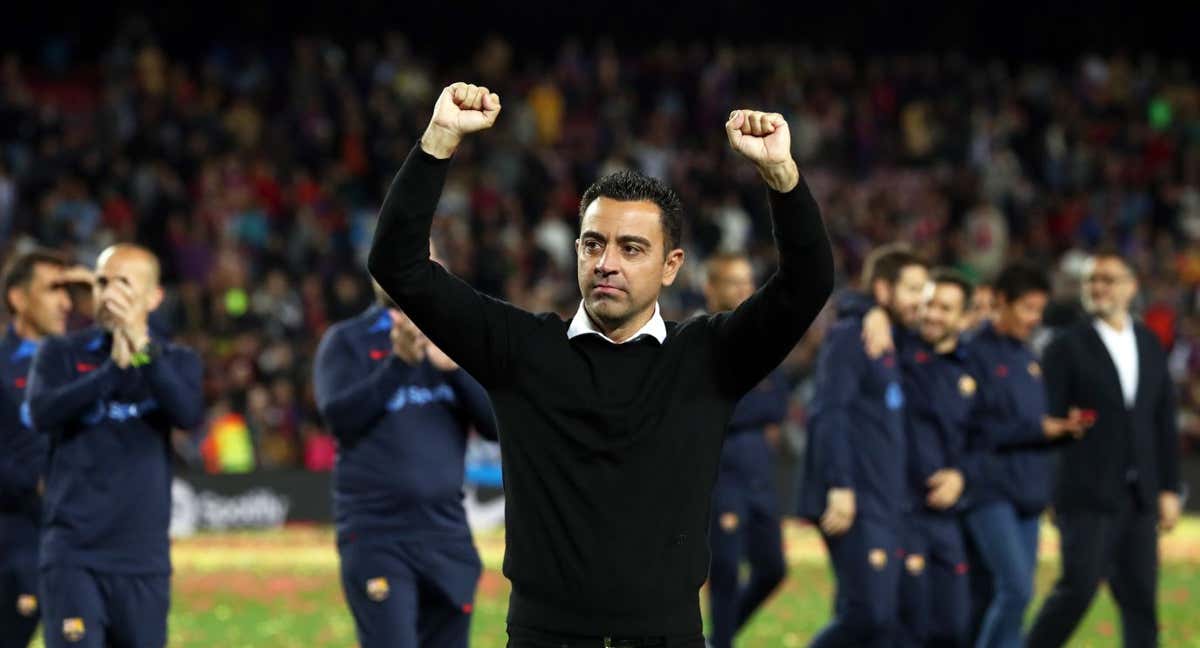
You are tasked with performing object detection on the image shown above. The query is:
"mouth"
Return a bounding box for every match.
[592,285,624,296]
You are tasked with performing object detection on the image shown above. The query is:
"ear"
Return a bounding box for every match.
[6,287,26,314]
[660,248,686,287]
[147,286,165,312]
[574,239,581,258]
[871,279,891,306]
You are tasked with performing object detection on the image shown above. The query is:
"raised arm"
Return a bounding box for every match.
[711,110,835,397]
[25,336,125,432]
[366,83,537,389]
[140,345,205,431]
[313,327,410,443]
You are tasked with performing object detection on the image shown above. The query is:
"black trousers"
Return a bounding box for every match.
[506,625,706,648]
[1027,487,1159,648]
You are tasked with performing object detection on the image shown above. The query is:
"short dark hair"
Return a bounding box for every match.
[930,267,974,304]
[1,248,69,314]
[579,171,683,252]
[1090,246,1134,274]
[993,262,1050,301]
[861,243,927,287]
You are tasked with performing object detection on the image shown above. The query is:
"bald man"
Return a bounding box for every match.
[25,244,204,648]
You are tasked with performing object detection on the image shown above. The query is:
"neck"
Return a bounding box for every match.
[992,317,1019,340]
[1100,311,1129,331]
[590,303,655,344]
[12,317,45,342]
[934,336,957,354]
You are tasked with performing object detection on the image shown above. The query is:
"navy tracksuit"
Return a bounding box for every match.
[707,368,789,648]
[800,295,907,647]
[896,340,977,648]
[0,327,48,648]
[25,328,204,648]
[959,322,1053,648]
[313,306,497,648]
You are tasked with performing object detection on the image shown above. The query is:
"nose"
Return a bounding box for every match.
[594,249,618,276]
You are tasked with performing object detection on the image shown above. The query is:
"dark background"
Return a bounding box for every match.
[4,1,1199,66]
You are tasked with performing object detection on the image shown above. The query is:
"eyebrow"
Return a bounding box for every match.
[581,231,653,248]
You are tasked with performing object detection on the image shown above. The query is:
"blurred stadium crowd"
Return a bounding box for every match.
[2,24,1199,470]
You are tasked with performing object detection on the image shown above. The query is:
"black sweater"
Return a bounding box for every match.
[367,146,833,636]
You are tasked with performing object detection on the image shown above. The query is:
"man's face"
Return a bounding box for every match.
[10,263,70,337]
[919,282,968,347]
[879,264,930,330]
[704,258,755,312]
[996,290,1048,342]
[576,197,683,330]
[94,250,162,332]
[1083,257,1137,319]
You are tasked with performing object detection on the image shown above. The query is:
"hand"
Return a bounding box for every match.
[820,488,856,536]
[1042,410,1089,440]
[389,310,427,365]
[426,342,459,372]
[725,109,798,192]
[37,477,45,497]
[421,82,502,159]
[926,469,965,510]
[1159,491,1181,533]
[861,306,894,359]
[101,281,148,337]
[110,328,134,369]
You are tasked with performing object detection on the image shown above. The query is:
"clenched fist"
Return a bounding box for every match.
[725,109,799,193]
[421,82,502,159]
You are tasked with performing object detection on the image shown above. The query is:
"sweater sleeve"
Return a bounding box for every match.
[1153,349,1182,493]
[710,177,834,397]
[966,347,1049,449]
[25,337,125,432]
[809,327,865,489]
[445,368,499,441]
[0,401,45,504]
[313,326,410,443]
[140,346,206,431]
[366,146,541,389]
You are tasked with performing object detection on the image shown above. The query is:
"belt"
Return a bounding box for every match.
[602,638,666,648]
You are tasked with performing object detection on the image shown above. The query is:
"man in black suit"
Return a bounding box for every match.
[1027,251,1182,648]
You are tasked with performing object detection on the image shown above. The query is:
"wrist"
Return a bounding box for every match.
[757,158,799,193]
[127,332,151,351]
[420,125,461,159]
[130,338,158,368]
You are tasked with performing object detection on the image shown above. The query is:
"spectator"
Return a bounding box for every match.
[1,33,1197,469]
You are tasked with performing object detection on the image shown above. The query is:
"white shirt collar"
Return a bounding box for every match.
[567,301,667,345]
